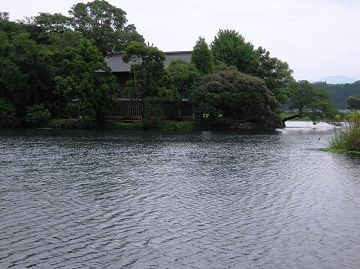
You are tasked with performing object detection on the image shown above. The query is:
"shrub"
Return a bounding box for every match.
[0,98,17,128]
[192,67,283,129]
[329,113,360,152]
[24,104,51,127]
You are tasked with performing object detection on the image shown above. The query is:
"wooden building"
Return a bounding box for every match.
[104,51,194,120]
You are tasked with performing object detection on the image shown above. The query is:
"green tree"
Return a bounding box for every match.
[51,38,118,122]
[0,28,54,119]
[256,47,294,104]
[34,13,71,33]
[285,81,337,122]
[165,60,201,97]
[192,67,283,128]
[69,0,144,54]
[123,41,165,98]
[347,96,360,110]
[191,37,214,74]
[211,29,258,74]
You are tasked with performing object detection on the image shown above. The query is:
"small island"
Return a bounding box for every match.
[0,0,344,133]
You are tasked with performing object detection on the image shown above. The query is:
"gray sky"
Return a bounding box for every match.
[2,0,360,82]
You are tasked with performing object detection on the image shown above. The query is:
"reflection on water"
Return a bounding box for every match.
[1,122,360,269]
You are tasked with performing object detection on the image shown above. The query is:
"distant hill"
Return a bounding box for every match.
[319,76,356,84]
[314,81,360,108]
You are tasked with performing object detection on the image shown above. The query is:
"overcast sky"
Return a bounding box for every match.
[2,0,360,82]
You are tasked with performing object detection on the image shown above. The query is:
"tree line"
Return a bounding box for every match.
[0,0,336,129]
[314,82,360,109]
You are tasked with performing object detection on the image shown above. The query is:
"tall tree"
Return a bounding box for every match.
[256,47,294,104]
[69,0,144,54]
[123,41,165,98]
[191,37,214,75]
[51,38,118,122]
[285,81,337,122]
[211,29,258,74]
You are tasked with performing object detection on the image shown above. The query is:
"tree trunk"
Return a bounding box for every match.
[282,114,302,123]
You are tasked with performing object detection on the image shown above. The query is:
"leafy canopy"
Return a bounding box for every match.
[256,47,294,104]
[192,67,282,127]
[211,29,258,74]
[70,0,144,54]
[51,38,118,122]
[191,37,214,74]
[165,60,201,98]
[286,81,337,121]
[123,42,165,98]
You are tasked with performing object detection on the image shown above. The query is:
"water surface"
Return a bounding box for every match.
[1,122,360,268]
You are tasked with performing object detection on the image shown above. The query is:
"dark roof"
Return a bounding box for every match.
[105,51,192,73]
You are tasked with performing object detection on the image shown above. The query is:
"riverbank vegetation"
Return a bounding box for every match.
[0,0,338,131]
[327,113,360,154]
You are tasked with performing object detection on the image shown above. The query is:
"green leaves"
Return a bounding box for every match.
[191,37,214,74]
[165,60,200,97]
[347,96,360,109]
[123,42,165,98]
[69,0,143,54]
[256,47,294,104]
[287,81,337,121]
[192,67,282,127]
[51,38,118,122]
[211,30,258,74]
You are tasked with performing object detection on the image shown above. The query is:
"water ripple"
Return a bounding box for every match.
[1,127,360,268]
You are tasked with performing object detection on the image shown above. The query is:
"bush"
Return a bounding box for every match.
[192,67,283,129]
[24,104,51,127]
[0,98,17,128]
[329,113,360,152]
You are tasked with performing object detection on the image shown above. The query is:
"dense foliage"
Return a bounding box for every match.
[191,37,215,75]
[210,30,294,104]
[285,81,337,122]
[211,30,258,74]
[51,38,118,122]
[165,60,201,98]
[123,42,166,98]
[347,96,360,110]
[192,67,283,129]
[24,104,51,127]
[0,2,338,130]
[0,0,133,128]
[329,113,360,153]
[69,0,144,54]
[315,81,360,108]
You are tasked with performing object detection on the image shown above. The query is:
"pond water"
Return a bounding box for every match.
[1,122,360,269]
